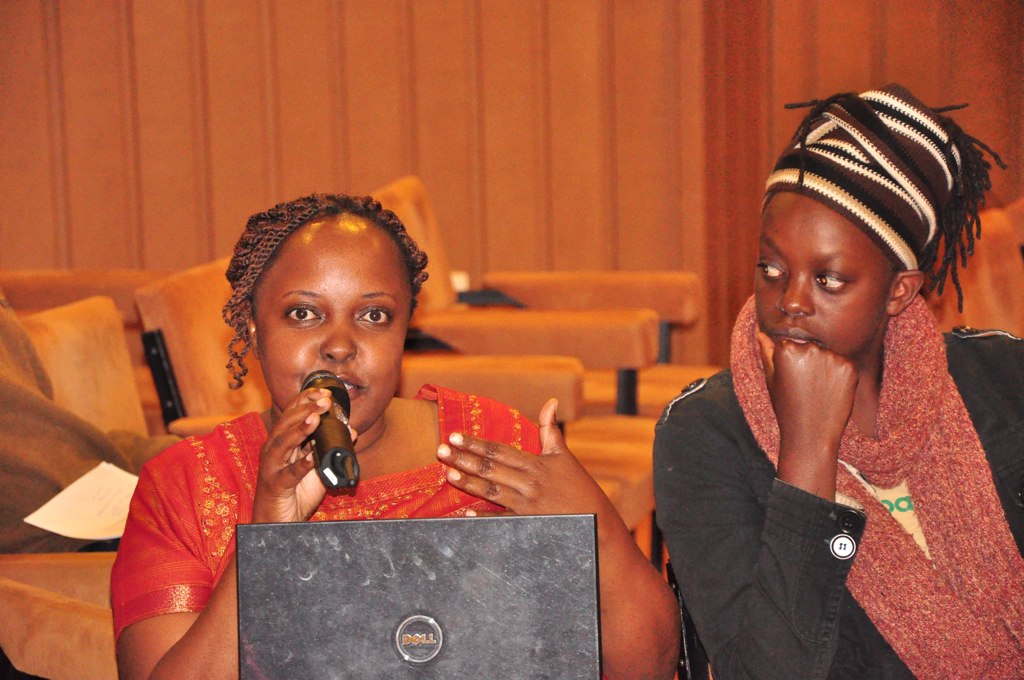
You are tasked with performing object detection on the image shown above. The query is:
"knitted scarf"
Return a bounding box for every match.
[731,295,1024,678]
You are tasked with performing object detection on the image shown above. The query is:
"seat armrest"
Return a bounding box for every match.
[481,271,702,326]
[0,552,115,606]
[0,552,117,680]
[167,414,238,438]
[413,308,659,371]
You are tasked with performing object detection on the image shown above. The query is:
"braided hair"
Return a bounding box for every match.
[222,193,428,388]
[769,84,1005,310]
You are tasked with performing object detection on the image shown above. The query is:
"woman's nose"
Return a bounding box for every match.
[777,276,812,316]
[321,323,357,363]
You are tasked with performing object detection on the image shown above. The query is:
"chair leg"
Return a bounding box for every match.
[657,320,673,363]
[615,368,639,415]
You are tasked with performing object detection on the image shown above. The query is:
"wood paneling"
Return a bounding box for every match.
[547,0,612,270]
[2,0,1022,361]
[612,0,681,271]
[132,0,208,268]
[478,0,549,273]
[271,0,343,201]
[341,0,413,195]
[58,0,138,267]
[203,0,274,255]
[410,0,480,280]
[0,0,63,268]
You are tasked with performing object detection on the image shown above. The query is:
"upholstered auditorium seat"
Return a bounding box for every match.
[134,258,273,436]
[20,295,149,437]
[371,175,720,418]
[0,552,117,680]
[0,268,171,434]
[0,293,177,680]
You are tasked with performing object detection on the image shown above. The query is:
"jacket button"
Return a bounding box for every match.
[838,509,864,533]
[1015,481,1024,508]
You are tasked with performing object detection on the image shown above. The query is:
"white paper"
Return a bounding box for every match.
[24,462,139,540]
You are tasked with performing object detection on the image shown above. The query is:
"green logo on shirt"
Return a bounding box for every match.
[881,496,913,513]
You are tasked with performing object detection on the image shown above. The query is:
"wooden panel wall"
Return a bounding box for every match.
[2,0,1021,363]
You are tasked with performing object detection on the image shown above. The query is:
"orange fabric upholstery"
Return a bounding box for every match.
[0,269,171,435]
[20,296,148,436]
[373,176,663,371]
[582,364,721,418]
[372,175,721,416]
[482,270,703,326]
[415,307,660,370]
[134,258,272,433]
[0,552,116,680]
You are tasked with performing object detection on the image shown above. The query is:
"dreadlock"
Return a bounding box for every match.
[921,112,1006,306]
[222,193,429,388]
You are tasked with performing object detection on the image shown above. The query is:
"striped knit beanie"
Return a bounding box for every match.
[764,83,1003,304]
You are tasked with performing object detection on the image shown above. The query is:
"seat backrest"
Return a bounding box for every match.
[20,296,148,435]
[371,175,459,315]
[928,208,1024,336]
[0,267,170,375]
[134,258,270,420]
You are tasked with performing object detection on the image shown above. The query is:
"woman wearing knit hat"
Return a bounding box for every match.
[654,84,1023,679]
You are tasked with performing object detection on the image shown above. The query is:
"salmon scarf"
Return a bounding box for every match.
[730,295,1024,678]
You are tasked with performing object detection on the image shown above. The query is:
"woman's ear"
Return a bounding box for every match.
[886,269,926,317]
[247,317,259,358]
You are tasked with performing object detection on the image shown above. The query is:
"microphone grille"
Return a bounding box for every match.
[301,370,351,413]
[301,370,339,390]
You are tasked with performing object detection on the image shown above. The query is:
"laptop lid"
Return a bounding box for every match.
[236,514,601,679]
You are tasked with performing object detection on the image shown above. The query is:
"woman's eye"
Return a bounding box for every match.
[758,262,783,279]
[359,308,392,325]
[816,274,845,291]
[286,307,319,322]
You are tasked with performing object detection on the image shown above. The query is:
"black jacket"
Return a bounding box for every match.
[653,329,1024,680]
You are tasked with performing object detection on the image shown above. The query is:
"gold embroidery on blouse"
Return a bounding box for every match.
[224,425,254,498]
[468,394,484,437]
[191,429,239,561]
[509,407,524,450]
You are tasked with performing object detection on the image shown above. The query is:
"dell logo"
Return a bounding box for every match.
[401,632,438,646]
[395,614,444,663]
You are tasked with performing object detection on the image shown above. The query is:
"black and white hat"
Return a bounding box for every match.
[765,83,985,275]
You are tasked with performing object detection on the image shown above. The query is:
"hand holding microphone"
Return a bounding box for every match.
[302,370,360,489]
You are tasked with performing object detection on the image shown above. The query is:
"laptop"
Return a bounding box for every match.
[236,514,602,679]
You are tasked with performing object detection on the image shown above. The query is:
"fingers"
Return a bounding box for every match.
[437,432,533,506]
[539,397,558,427]
[537,398,568,456]
[262,388,332,478]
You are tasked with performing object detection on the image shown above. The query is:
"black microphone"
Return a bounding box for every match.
[302,370,359,489]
